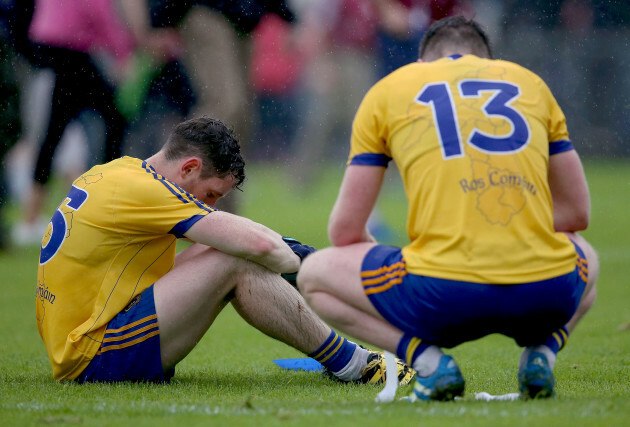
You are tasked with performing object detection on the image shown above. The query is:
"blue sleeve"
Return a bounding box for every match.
[169,214,209,238]
[549,139,574,155]
[349,153,392,166]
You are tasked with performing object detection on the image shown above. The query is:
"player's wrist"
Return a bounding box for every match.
[280,237,317,290]
[281,236,317,262]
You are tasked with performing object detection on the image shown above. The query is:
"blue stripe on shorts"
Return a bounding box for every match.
[76,285,174,383]
[361,244,587,348]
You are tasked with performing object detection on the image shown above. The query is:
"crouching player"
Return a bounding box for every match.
[298,17,598,401]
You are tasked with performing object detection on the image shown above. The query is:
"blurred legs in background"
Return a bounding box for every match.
[178,6,253,213]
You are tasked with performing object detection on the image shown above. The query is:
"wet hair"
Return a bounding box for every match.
[163,116,246,189]
[419,16,493,60]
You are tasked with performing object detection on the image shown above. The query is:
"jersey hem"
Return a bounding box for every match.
[403,261,577,284]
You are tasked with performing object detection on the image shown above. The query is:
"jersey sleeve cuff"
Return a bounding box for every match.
[549,139,574,155]
[348,153,392,166]
[169,214,209,238]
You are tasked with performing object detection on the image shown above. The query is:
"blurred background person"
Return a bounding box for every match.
[10,0,134,246]
[287,0,471,186]
[249,12,305,162]
[289,0,380,188]
[371,0,473,77]
[283,0,469,242]
[0,0,25,251]
[8,0,193,246]
[119,0,297,213]
[1,0,88,247]
[113,0,192,159]
[370,0,420,76]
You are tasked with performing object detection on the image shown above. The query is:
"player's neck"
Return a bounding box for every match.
[145,152,169,178]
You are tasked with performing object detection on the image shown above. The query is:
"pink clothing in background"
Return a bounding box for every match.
[331,0,378,51]
[250,14,303,94]
[29,0,134,62]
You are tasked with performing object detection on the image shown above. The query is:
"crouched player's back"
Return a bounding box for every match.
[350,54,577,284]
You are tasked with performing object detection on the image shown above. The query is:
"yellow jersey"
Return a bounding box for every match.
[349,55,576,284]
[36,157,215,380]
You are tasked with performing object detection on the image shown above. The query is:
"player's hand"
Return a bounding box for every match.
[280,237,317,289]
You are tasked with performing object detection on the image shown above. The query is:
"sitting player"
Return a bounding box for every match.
[35,116,414,385]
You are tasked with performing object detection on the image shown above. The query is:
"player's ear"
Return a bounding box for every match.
[180,157,202,177]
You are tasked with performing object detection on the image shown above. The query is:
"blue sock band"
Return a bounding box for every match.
[309,330,357,372]
[397,333,430,366]
[543,326,569,354]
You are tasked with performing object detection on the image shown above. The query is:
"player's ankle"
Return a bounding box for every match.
[412,345,444,377]
[520,345,556,370]
[331,345,369,381]
[308,330,358,375]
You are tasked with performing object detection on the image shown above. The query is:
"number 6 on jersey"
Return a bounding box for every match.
[40,185,89,265]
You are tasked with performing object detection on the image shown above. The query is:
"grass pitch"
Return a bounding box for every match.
[1,159,629,426]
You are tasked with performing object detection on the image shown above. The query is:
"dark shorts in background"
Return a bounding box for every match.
[76,285,174,383]
[362,244,588,348]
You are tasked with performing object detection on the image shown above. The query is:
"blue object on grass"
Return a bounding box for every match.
[273,358,323,372]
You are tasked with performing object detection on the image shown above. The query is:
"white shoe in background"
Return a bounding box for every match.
[11,218,49,247]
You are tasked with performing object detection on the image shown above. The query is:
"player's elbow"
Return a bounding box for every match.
[573,209,590,231]
[328,224,344,246]
[329,233,351,247]
[244,232,278,258]
[570,211,590,231]
[556,209,590,232]
[328,223,360,247]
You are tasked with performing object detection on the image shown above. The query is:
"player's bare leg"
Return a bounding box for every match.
[563,232,598,333]
[298,243,404,353]
[299,244,462,400]
[154,244,331,370]
[519,232,598,398]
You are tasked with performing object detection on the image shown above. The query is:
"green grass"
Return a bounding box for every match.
[1,159,629,426]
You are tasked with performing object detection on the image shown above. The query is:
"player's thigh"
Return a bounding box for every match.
[173,242,212,266]
[298,243,378,312]
[153,246,244,347]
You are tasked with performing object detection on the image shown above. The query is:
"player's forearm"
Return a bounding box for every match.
[328,165,385,245]
[328,218,374,246]
[185,213,299,273]
[548,150,590,232]
[242,229,301,274]
[554,207,589,232]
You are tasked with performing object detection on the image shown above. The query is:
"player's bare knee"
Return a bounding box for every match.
[233,256,274,285]
[296,250,324,295]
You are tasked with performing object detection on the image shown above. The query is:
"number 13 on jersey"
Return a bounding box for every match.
[415,79,531,159]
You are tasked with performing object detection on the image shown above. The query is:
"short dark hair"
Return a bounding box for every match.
[419,16,492,60]
[163,116,246,189]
